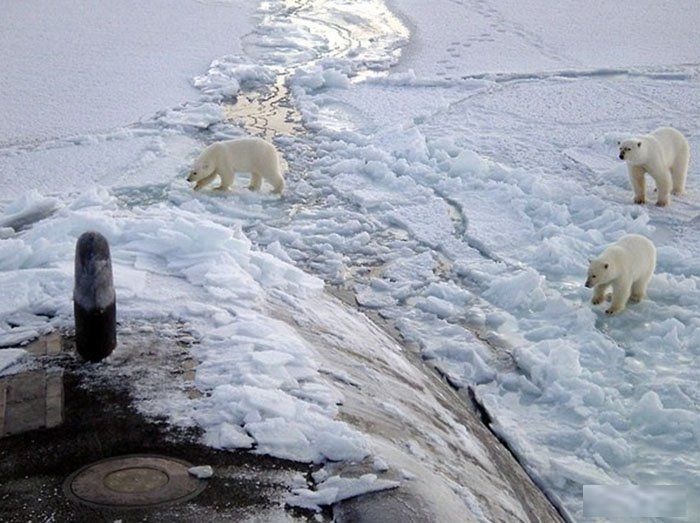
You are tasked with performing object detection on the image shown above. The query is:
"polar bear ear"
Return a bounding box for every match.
[637,142,641,147]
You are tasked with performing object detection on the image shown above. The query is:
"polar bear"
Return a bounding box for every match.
[585,234,656,315]
[187,137,286,194]
[618,127,689,207]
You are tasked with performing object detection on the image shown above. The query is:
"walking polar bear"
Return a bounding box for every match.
[187,137,286,194]
[618,126,689,207]
[585,234,656,315]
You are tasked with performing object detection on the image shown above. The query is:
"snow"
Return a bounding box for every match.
[0,0,256,146]
[0,349,28,375]
[187,465,214,479]
[0,187,369,466]
[2,0,699,520]
[372,457,389,472]
[244,0,698,518]
[583,484,688,518]
[0,191,60,232]
[394,0,698,77]
[203,422,255,450]
[193,56,276,100]
[287,473,400,512]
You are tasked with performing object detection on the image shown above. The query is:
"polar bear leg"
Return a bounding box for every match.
[249,172,262,191]
[215,171,235,191]
[628,166,646,204]
[592,284,608,305]
[194,173,217,191]
[671,143,689,195]
[607,277,631,315]
[629,280,645,302]
[652,169,672,206]
[271,173,285,194]
[630,268,653,303]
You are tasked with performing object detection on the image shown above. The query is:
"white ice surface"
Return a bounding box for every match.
[0,0,255,146]
[188,465,214,479]
[394,0,699,77]
[236,0,699,519]
[287,474,400,512]
[0,187,370,466]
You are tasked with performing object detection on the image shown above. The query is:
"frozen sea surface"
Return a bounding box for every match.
[0,0,256,146]
[1,0,699,520]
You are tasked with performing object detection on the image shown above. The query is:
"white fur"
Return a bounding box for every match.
[585,234,656,315]
[618,127,689,207]
[187,137,286,194]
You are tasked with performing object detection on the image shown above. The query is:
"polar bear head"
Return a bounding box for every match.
[617,139,645,165]
[187,146,217,182]
[585,256,615,288]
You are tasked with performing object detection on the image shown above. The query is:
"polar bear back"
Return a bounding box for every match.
[607,234,656,280]
[649,127,688,168]
[214,137,282,175]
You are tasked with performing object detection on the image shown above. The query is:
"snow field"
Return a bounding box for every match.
[226,1,700,517]
[0,0,257,145]
[0,0,564,512]
[2,0,699,519]
[0,182,547,517]
[0,187,375,467]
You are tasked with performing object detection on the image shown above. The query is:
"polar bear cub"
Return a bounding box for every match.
[585,234,656,315]
[618,126,689,207]
[187,137,286,194]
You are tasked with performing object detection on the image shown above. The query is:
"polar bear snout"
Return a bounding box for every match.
[619,151,625,160]
[585,278,593,288]
[187,171,197,182]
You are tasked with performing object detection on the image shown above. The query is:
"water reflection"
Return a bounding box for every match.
[224,76,303,140]
[0,333,64,438]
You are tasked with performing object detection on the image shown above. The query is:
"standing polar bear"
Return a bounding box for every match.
[618,126,689,207]
[585,234,656,315]
[187,137,286,194]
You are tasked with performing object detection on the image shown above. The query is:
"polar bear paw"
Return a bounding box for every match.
[605,306,623,315]
[592,294,612,305]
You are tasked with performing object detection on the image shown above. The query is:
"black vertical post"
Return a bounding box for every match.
[73,232,116,362]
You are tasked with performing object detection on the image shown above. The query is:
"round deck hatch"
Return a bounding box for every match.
[64,454,207,509]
